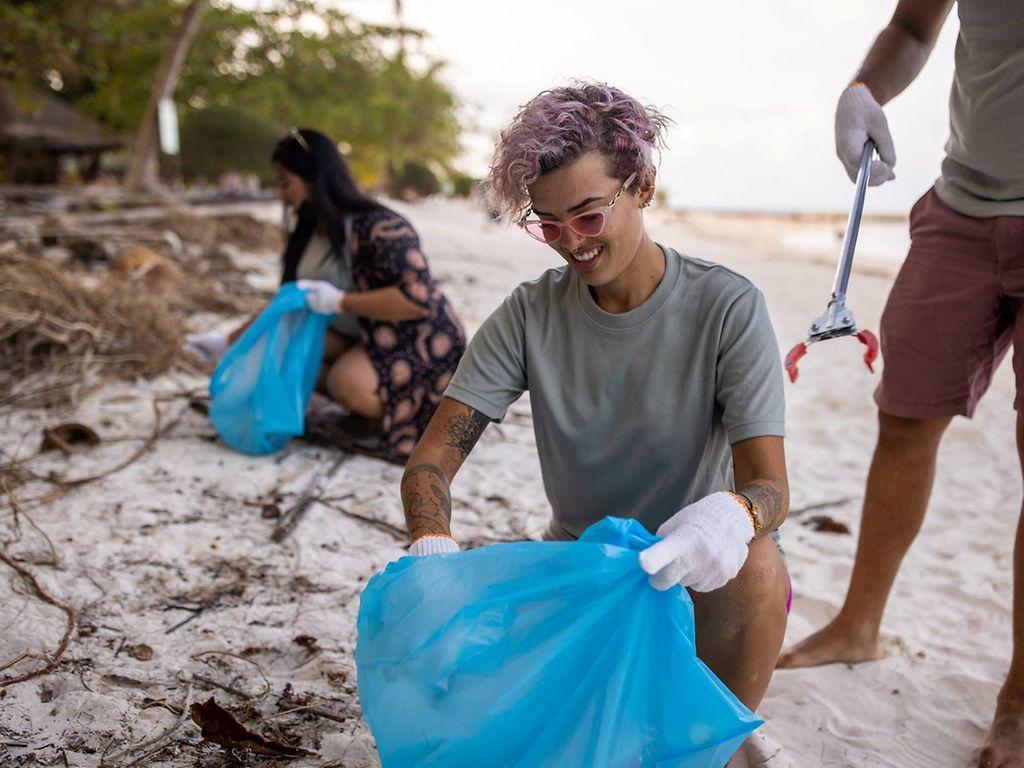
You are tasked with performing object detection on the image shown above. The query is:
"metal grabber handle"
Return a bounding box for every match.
[784,140,880,382]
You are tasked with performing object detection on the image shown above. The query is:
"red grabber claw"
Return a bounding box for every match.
[856,329,879,373]
[784,342,807,383]
[787,139,878,384]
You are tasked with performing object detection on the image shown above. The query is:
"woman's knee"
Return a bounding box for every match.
[327,349,383,417]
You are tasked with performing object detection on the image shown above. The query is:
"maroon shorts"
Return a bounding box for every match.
[875,188,1024,418]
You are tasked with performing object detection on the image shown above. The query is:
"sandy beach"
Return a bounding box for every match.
[1,197,1018,767]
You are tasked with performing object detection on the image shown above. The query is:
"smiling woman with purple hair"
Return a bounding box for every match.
[400,82,791,713]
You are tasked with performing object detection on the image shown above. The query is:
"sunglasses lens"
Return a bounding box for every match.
[524,221,561,243]
[571,212,605,237]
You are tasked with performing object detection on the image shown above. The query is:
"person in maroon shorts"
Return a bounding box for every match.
[777,2,1024,766]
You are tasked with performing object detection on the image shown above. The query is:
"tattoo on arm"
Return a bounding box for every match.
[442,409,490,458]
[401,463,452,541]
[738,479,786,536]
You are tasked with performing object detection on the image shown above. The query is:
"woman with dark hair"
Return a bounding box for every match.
[188,128,466,462]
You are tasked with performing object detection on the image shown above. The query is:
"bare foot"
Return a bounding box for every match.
[979,691,1024,768]
[776,618,883,669]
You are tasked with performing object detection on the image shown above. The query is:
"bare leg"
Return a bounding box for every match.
[692,536,789,709]
[325,345,384,419]
[316,329,354,394]
[977,415,1024,768]
[777,411,950,668]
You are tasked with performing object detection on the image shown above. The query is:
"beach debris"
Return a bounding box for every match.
[100,680,194,768]
[0,550,77,687]
[785,140,880,383]
[293,635,321,655]
[271,453,350,542]
[802,515,851,534]
[164,578,245,635]
[0,244,191,408]
[0,205,274,408]
[189,697,315,757]
[787,497,857,518]
[127,643,154,662]
[39,423,101,456]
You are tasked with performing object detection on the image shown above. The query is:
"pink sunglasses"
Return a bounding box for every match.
[520,172,637,244]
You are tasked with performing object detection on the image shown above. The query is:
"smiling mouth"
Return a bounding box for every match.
[571,245,603,262]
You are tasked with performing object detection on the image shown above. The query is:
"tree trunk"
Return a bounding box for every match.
[126,0,208,191]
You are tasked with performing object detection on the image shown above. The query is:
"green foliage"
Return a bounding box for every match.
[448,170,479,198]
[392,159,440,197]
[1,0,462,183]
[180,104,278,184]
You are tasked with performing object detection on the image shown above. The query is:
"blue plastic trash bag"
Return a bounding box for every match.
[356,517,761,768]
[209,284,330,455]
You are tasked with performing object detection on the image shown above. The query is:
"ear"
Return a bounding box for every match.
[638,185,656,209]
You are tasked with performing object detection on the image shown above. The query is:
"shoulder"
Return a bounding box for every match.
[508,265,573,310]
[671,248,763,309]
[354,208,418,246]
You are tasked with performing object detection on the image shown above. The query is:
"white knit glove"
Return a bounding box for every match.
[408,535,460,557]
[835,83,896,186]
[296,279,345,315]
[638,492,755,593]
[184,331,229,365]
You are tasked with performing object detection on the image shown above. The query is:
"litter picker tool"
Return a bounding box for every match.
[784,140,880,383]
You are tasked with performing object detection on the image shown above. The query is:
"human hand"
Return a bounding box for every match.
[296,279,345,315]
[638,492,755,592]
[835,83,896,186]
[183,331,229,366]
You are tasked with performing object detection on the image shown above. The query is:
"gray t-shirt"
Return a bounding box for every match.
[295,232,361,339]
[445,245,786,540]
[934,0,1024,218]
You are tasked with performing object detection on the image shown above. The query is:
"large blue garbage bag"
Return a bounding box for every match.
[356,517,761,768]
[209,284,330,455]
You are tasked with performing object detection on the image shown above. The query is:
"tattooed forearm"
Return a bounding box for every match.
[738,478,787,536]
[442,408,490,458]
[401,463,452,541]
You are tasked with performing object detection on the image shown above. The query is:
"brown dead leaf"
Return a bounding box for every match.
[40,423,100,455]
[803,515,851,534]
[189,697,314,757]
[293,635,320,654]
[128,643,154,661]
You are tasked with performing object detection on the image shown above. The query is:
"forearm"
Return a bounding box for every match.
[401,462,453,541]
[401,397,491,543]
[854,1,953,104]
[731,435,789,538]
[344,286,429,323]
[737,475,789,538]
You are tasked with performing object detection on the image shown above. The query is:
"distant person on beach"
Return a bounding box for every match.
[186,129,466,463]
[399,82,791,713]
[777,2,1024,765]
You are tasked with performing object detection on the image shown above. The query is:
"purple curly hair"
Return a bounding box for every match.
[487,81,672,220]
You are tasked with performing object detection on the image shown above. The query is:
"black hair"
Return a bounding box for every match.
[272,128,386,284]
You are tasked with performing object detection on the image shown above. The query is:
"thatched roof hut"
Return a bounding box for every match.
[0,85,123,183]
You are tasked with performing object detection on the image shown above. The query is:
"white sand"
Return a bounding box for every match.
[1,198,1018,767]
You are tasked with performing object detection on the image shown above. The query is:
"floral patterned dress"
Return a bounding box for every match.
[347,209,466,459]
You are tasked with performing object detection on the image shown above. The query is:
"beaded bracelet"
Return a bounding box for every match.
[727,491,762,538]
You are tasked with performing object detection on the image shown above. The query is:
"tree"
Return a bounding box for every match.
[126,0,208,190]
[1,0,463,188]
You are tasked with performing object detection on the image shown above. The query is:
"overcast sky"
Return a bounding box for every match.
[341,0,961,214]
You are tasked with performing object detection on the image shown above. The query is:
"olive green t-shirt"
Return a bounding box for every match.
[934,0,1024,217]
[445,245,786,540]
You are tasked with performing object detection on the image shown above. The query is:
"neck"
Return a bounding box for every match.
[591,234,665,313]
